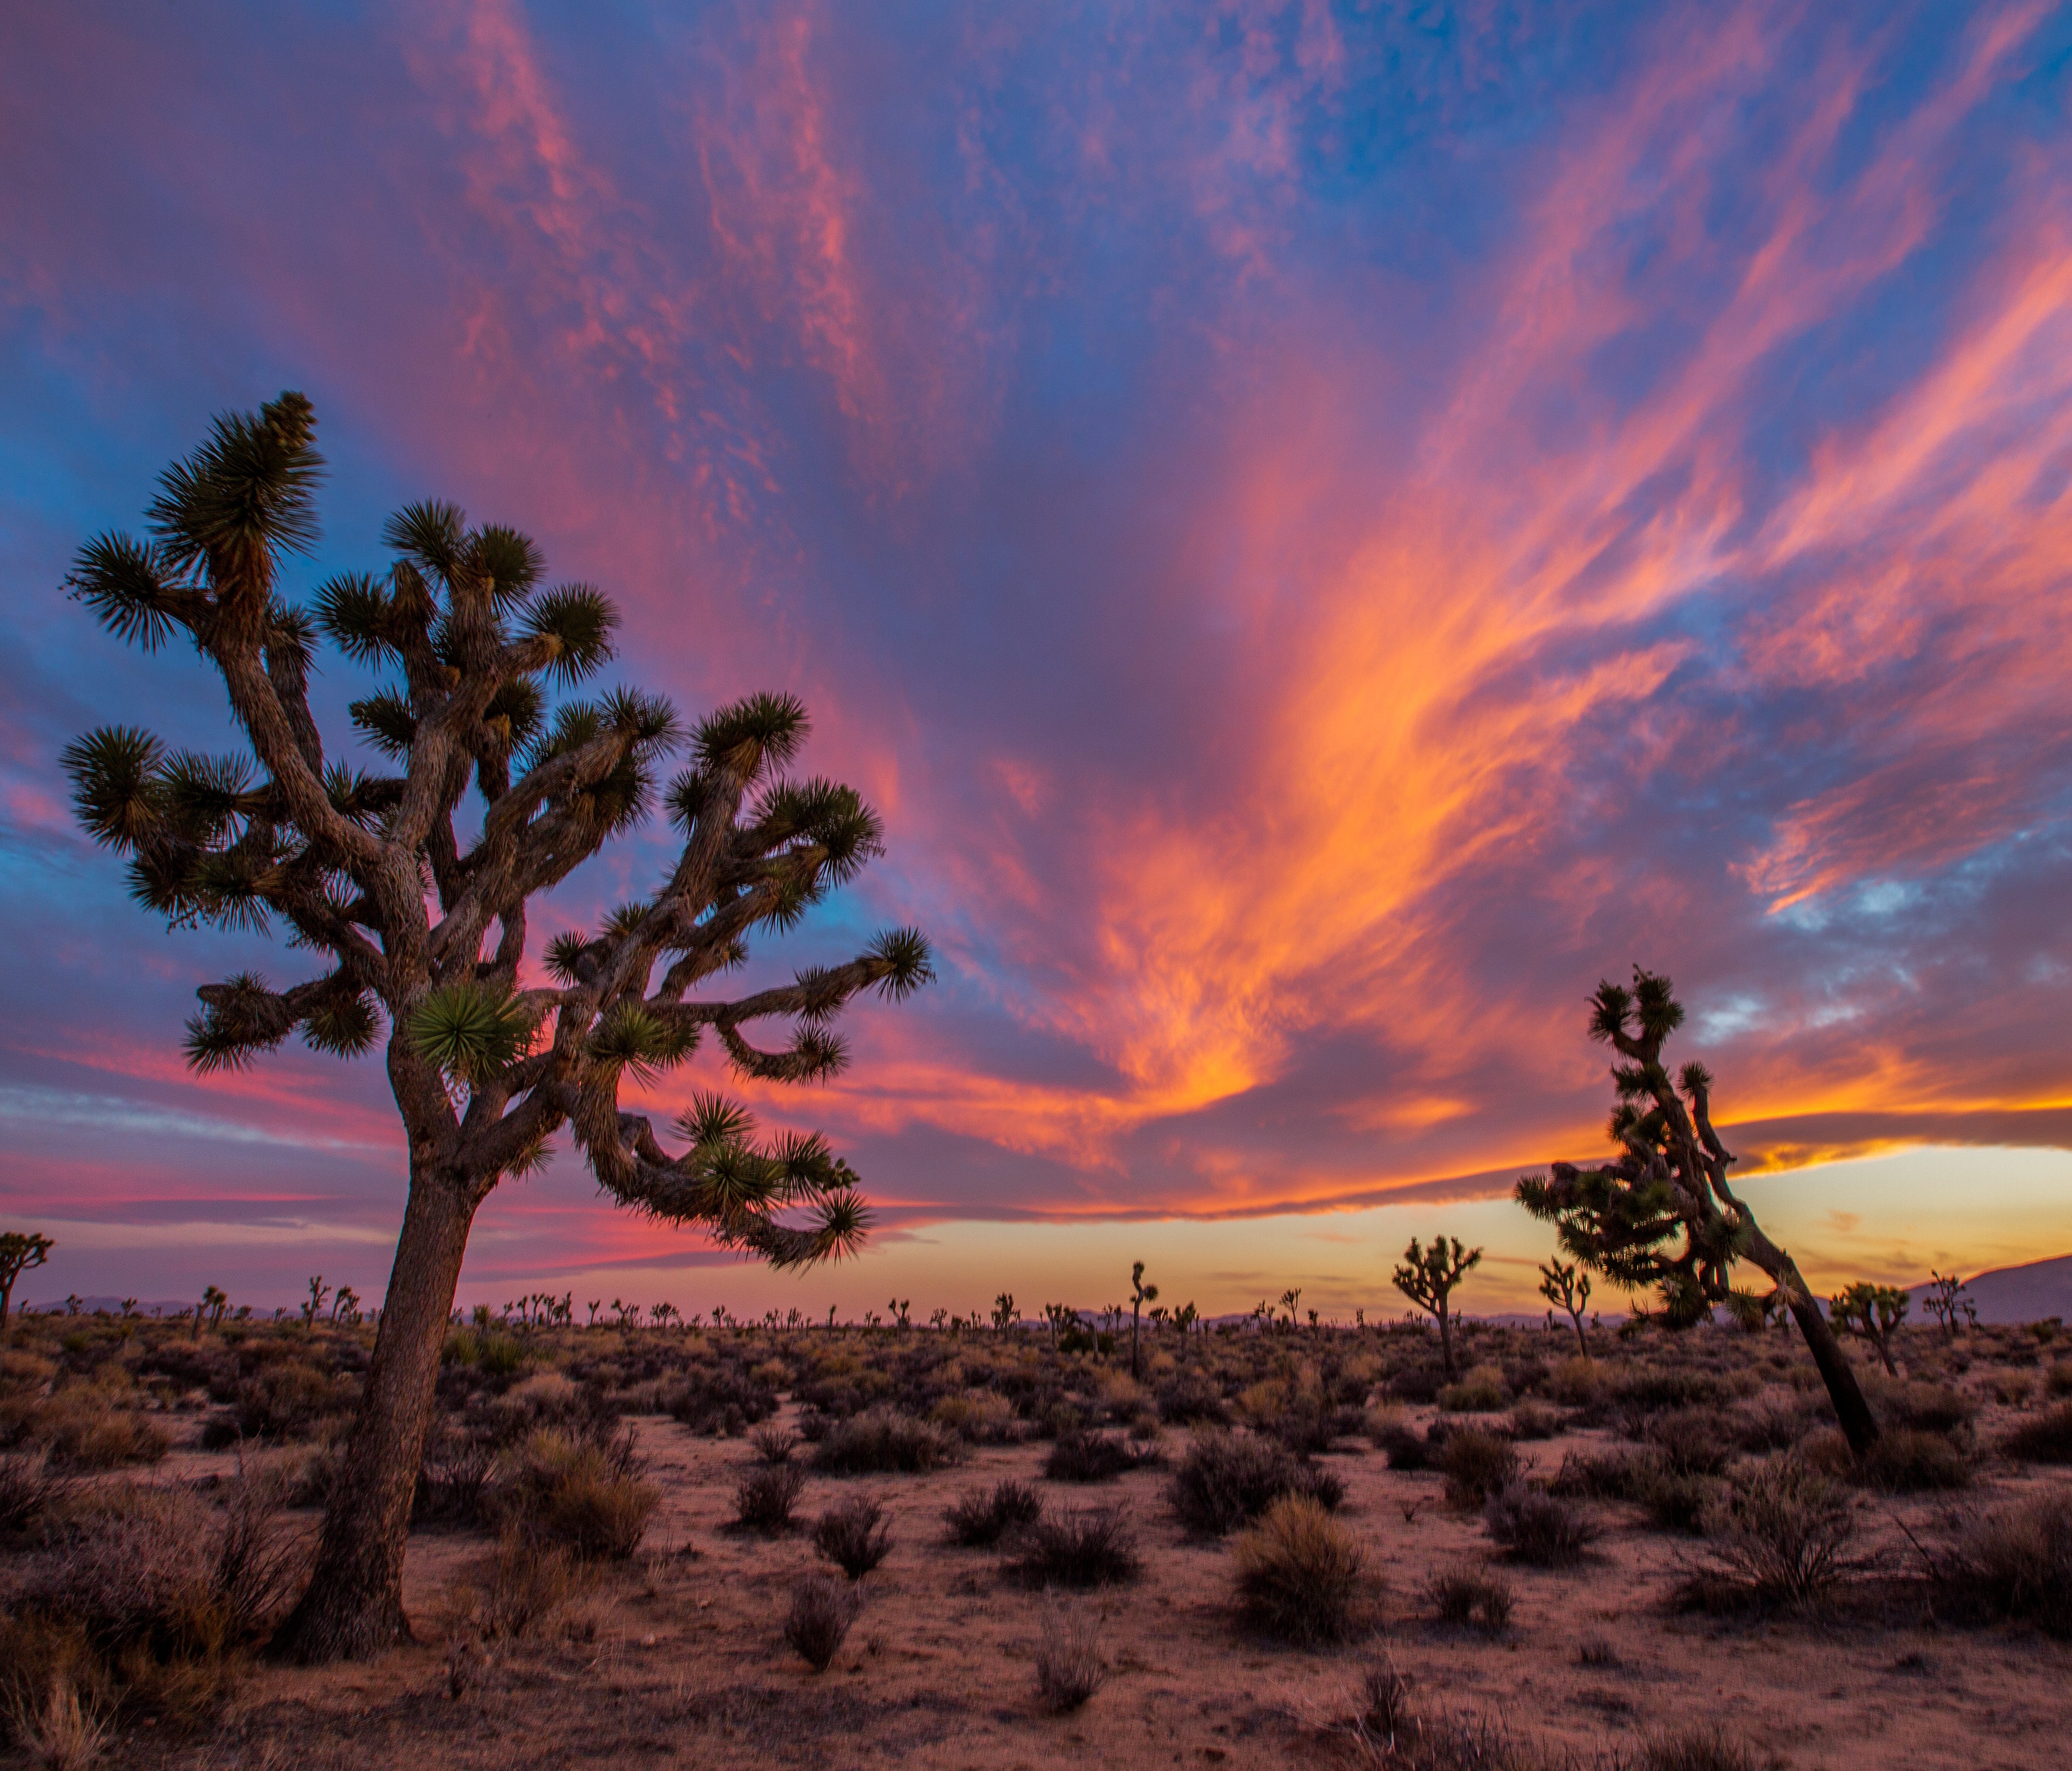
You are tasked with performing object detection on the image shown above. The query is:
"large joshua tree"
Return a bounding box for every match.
[1516,968,1878,1453]
[59,392,933,1659]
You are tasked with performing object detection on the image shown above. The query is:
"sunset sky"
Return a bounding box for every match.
[3,0,2070,1319]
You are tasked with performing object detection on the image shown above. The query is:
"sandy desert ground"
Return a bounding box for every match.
[5,1316,2071,1771]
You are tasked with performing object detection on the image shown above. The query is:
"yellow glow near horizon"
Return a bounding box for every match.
[511,1143,2072,1321]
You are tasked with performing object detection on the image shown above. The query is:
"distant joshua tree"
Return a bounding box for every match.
[1830,1283,1908,1376]
[0,1232,55,1333]
[1129,1262,1158,1378]
[59,392,932,1661]
[1393,1237,1481,1379]
[1537,1257,1591,1358]
[1516,967,1879,1452]
[1922,1270,1977,1339]
[992,1292,1017,1333]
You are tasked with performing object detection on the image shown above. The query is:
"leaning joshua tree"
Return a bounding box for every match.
[60,392,932,1659]
[1516,968,1878,1453]
[1392,1236,1481,1379]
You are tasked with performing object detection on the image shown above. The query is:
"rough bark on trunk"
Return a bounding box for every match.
[274,1167,479,1662]
[1744,1228,1880,1456]
[1438,1304,1456,1380]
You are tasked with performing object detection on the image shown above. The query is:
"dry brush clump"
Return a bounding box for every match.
[1033,1604,1108,1712]
[1169,1430,1344,1536]
[809,1408,965,1475]
[499,1427,657,1559]
[1043,1427,1162,1482]
[1483,1483,1599,1567]
[1008,1508,1142,1590]
[1425,1566,1514,1635]
[944,1478,1044,1546]
[442,1532,588,1645]
[2001,1402,2072,1464]
[1,1463,304,1734]
[1440,1428,1520,1509]
[1231,1493,1375,1645]
[1677,1452,1858,1613]
[813,1493,893,1579]
[1922,1488,2072,1638]
[735,1462,807,1534]
[784,1573,860,1671]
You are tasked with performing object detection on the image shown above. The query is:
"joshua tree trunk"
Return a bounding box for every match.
[1741,1225,1879,1456]
[274,1162,479,1660]
[1437,1301,1455,1380]
[1130,1301,1142,1379]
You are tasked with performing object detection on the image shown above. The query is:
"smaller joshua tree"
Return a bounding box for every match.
[0,1232,55,1334]
[993,1292,1017,1333]
[1129,1262,1158,1378]
[1830,1283,1908,1376]
[1537,1257,1591,1359]
[1393,1236,1481,1379]
[1922,1270,1976,1340]
[1517,967,1880,1453]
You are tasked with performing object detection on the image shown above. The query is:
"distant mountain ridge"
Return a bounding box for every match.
[1910,1253,2072,1325]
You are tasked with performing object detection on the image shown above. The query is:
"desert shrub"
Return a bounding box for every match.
[1616,1367,1729,1418]
[28,1394,170,1471]
[1506,1401,1563,1441]
[810,1408,964,1475]
[784,1574,859,1672]
[944,1478,1045,1546]
[1377,1420,1436,1470]
[1638,1468,1719,1535]
[1483,1483,1598,1567]
[2001,1402,2072,1464]
[1646,1407,1732,1477]
[735,1462,807,1533]
[1425,1566,1513,1634]
[1441,1428,1519,1509]
[6,1669,110,1771]
[1044,1428,1160,1482]
[1683,1453,1857,1611]
[474,1371,620,1450]
[667,1361,780,1436]
[229,1360,354,1441]
[748,1425,798,1464]
[414,1421,499,1527]
[1437,1365,1508,1413]
[1545,1356,1603,1408]
[1641,1724,1761,1771]
[2046,1360,2072,1398]
[1865,1378,1972,1436]
[1852,1427,1969,1493]
[1263,1401,1368,1456]
[446,1532,583,1642]
[8,1467,299,1727]
[813,1494,892,1579]
[0,1451,64,1536]
[501,1428,656,1559]
[1549,1447,1643,1499]
[1731,1397,1814,1452]
[1168,1431,1343,1536]
[1033,1605,1107,1712]
[1008,1508,1142,1590]
[1155,1368,1230,1426]
[930,1391,1022,1444]
[1232,1494,1372,1645]
[1929,1490,2072,1638]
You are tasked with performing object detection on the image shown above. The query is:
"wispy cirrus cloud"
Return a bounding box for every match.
[2,0,2070,1305]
